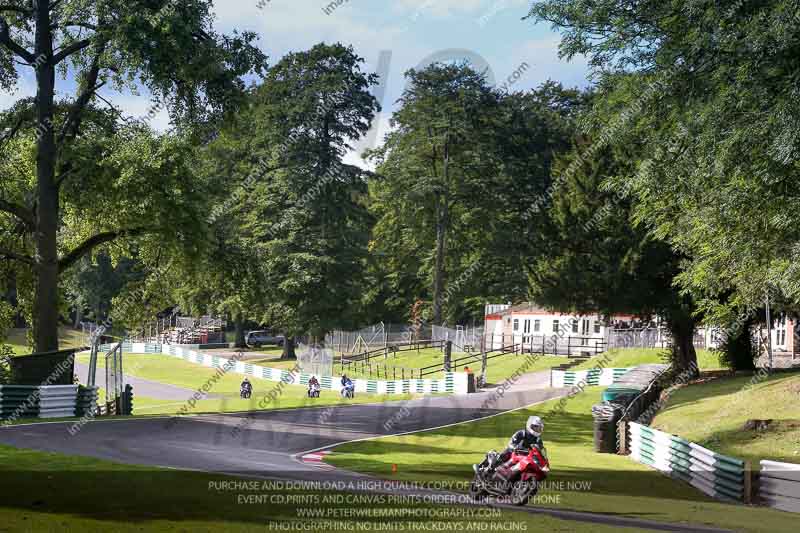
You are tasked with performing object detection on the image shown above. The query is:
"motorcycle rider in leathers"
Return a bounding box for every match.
[485,415,545,471]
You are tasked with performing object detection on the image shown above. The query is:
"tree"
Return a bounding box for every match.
[0,1,265,351]
[367,75,582,325]
[63,252,138,326]
[367,63,502,325]
[529,143,700,375]
[206,43,379,359]
[526,0,800,324]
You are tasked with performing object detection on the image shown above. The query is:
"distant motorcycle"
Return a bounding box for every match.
[308,383,321,398]
[470,445,550,506]
[240,386,252,399]
[341,382,355,399]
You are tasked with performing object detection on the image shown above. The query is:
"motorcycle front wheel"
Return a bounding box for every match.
[509,479,536,506]
[469,475,487,501]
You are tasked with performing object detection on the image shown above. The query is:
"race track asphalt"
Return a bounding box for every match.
[0,384,564,477]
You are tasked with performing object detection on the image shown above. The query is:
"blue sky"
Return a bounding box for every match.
[1,0,589,165]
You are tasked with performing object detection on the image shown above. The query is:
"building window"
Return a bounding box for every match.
[552,320,559,333]
[523,319,531,334]
[594,321,601,334]
[513,319,519,331]
[572,319,579,333]
[534,319,541,333]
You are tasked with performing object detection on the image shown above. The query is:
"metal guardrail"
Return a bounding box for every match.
[759,460,800,513]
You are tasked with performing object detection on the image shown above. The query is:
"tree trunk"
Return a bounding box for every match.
[33,5,59,353]
[73,305,83,329]
[432,194,447,325]
[281,336,296,360]
[667,312,699,377]
[431,139,450,325]
[233,313,246,348]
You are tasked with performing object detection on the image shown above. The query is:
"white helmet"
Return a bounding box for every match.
[526,416,544,437]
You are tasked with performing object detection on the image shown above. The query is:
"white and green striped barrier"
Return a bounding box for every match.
[628,421,747,502]
[759,460,800,513]
[551,367,631,388]
[101,343,470,396]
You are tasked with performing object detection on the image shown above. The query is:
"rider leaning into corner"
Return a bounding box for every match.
[483,415,545,470]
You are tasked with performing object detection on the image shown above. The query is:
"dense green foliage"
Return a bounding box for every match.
[528,143,699,372]
[1,1,795,370]
[0,0,265,351]
[527,0,800,325]
[192,43,379,356]
[367,68,581,325]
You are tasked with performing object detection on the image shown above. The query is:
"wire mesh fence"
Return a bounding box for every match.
[325,322,434,355]
[297,344,334,378]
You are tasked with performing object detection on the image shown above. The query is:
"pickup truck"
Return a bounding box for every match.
[245,330,285,348]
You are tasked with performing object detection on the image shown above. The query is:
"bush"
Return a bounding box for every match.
[717,319,757,371]
[0,344,13,384]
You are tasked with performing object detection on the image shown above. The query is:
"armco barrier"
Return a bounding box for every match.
[628,421,748,502]
[99,343,470,396]
[759,460,800,513]
[0,384,98,420]
[551,367,631,388]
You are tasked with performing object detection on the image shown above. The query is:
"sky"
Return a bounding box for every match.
[0,0,590,166]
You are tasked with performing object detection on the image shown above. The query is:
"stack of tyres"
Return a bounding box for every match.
[592,364,670,452]
[591,402,624,453]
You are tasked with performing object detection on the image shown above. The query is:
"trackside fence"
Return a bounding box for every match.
[759,460,800,513]
[627,421,749,502]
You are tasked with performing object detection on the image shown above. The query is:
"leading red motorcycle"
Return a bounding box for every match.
[469,445,550,505]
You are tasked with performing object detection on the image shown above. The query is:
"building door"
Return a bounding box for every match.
[581,319,590,345]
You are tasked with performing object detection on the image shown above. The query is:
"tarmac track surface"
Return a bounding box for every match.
[0,373,730,532]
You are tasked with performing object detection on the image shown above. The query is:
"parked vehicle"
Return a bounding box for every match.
[245,330,285,348]
[469,445,550,505]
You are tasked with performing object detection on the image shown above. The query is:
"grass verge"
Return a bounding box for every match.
[570,347,724,371]
[651,371,800,466]
[5,326,86,355]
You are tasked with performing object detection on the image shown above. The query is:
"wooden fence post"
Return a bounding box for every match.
[444,341,452,372]
[479,346,488,388]
[744,461,752,504]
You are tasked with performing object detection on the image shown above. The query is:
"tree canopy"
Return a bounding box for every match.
[0,0,265,351]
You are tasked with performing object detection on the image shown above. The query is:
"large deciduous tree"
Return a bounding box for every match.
[367,63,501,325]
[530,144,700,375]
[202,43,379,359]
[526,0,800,324]
[367,70,581,325]
[0,1,265,351]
